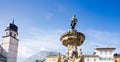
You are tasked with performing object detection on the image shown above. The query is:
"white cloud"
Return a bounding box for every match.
[17,28,65,60]
[18,45,34,57]
[86,30,120,45]
[17,44,35,62]
[80,29,120,54]
[40,47,47,51]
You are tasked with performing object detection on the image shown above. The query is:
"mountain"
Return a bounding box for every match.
[25,51,58,62]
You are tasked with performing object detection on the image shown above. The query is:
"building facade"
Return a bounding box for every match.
[84,46,115,62]
[0,45,6,62]
[44,46,116,62]
[114,53,120,62]
[0,21,19,62]
[84,55,99,62]
[45,55,61,62]
[95,47,115,62]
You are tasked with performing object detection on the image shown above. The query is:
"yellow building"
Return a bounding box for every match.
[44,54,62,62]
[114,53,120,62]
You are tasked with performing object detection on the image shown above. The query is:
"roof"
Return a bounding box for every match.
[114,53,120,57]
[46,54,64,58]
[83,55,99,57]
[95,47,115,50]
[47,55,59,58]
[6,21,18,32]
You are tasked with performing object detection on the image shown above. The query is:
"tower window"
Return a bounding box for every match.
[6,32,9,36]
[10,32,12,36]
[14,34,16,38]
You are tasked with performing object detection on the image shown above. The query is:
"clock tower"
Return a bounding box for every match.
[1,20,19,62]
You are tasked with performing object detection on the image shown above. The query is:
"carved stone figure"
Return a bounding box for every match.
[75,56,84,62]
[78,49,82,57]
[76,49,84,62]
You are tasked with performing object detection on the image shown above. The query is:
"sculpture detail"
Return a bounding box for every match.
[71,15,78,30]
[60,15,85,62]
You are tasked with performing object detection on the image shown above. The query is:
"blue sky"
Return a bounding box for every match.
[0,0,120,62]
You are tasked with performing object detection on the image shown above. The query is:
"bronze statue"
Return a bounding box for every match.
[70,15,78,30]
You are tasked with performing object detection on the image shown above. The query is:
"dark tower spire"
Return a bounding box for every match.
[12,18,14,24]
[6,19,18,32]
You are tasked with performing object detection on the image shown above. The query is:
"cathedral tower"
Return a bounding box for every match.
[1,20,19,62]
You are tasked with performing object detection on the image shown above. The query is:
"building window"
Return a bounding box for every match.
[87,58,89,61]
[14,34,16,38]
[10,32,12,36]
[105,50,107,54]
[6,32,9,36]
[100,51,102,55]
[110,50,112,54]
[94,59,96,61]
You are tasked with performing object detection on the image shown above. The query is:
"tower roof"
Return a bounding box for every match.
[6,19,18,32]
